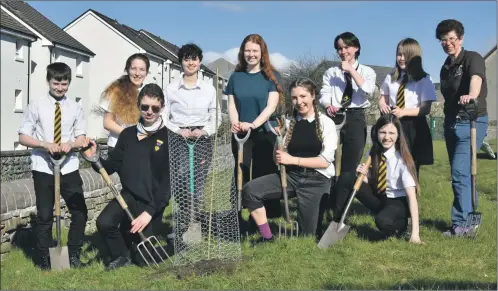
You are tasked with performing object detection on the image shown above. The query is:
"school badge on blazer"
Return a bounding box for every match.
[155,139,164,151]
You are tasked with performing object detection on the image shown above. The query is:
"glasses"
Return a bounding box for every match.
[140,104,161,113]
[440,37,460,44]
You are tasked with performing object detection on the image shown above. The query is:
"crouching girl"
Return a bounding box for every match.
[242,78,338,242]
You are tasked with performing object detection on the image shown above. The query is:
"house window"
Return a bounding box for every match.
[76,57,83,77]
[15,40,23,61]
[14,89,23,112]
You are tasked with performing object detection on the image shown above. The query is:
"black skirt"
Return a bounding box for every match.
[400,116,434,166]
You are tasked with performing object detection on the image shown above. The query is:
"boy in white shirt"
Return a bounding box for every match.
[18,62,89,269]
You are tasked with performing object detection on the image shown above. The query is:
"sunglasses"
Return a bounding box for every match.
[140,104,161,113]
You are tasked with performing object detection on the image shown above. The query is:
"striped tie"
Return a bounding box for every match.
[396,74,408,109]
[54,102,61,145]
[377,154,387,195]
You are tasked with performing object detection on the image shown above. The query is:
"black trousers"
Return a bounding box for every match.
[242,169,331,236]
[96,191,165,264]
[231,130,281,218]
[334,179,409,236]
[330,109,367,212]
[169,134,213,237]
[32,170,88,256]
[400,116,434,177]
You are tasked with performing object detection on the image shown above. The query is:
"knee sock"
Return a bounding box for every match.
[257,222,273,239]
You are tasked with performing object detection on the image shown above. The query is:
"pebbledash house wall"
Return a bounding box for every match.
[0,146,118,260]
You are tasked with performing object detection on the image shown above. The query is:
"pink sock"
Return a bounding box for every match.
[257,222,273,239]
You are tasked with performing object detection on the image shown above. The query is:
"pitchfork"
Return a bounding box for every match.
[268,116,299,238]
[80,143,172,266]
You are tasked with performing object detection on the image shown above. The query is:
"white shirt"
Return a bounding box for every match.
[163,77,222,136]
[370,147,416,198]
[99,98,135,147]
[18,94,86,175]
[285,112,338,179]
[319,61,377,109]
[380,73,437,108]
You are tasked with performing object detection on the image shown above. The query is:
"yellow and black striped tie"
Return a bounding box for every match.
[396,74,408,109]
[377,154,387,195]
[54,102,61,145]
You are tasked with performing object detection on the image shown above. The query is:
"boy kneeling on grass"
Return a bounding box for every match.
[18,62,90,269]
[83,84,171,271]
[334,114,423,243]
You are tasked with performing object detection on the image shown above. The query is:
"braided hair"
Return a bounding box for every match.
[284,78,323,150]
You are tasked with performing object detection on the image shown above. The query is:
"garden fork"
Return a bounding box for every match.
[268,116,299,238]
[80,143,172,266]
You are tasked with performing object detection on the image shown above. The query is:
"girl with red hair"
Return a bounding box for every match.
[225,34,284,230]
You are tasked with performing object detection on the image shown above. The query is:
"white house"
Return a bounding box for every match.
[63,9,218,139]
[0,1,94,151]
[63,9,177,139]
[484,45,496,122]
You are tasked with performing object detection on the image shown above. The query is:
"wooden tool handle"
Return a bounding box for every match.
[278,143,287,187]
[54,166,61,216]
[353,156,372,190]
[99,168,129,210]
[237,151,243,189]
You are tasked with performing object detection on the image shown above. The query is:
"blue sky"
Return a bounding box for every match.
[29,1,496,82]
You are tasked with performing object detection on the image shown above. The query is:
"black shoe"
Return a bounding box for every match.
[69,252,84,268]
[105,255,131,271]
[251,236,275,247]
[35,254,51,270]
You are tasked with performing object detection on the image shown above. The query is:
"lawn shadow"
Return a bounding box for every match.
[421,218,449,232]
[10,215,37,263]
[350,223,388,242]
[477,152,497,160]
[391,279,497,290]
[321,280,497,290]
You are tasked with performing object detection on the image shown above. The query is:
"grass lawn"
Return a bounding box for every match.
[1,141,496,290]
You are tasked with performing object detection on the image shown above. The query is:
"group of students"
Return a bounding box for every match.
[18,18,488,271]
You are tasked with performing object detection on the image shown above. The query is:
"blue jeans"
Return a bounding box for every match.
[444,115,488,227]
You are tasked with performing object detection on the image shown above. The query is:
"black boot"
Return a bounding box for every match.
[105,254,131,271]
[34,253,51,270]
[69,251,84,268]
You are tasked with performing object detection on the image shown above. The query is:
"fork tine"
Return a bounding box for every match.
[148,236,172,263]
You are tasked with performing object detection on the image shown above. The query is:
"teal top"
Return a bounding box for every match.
[224,70,281,131]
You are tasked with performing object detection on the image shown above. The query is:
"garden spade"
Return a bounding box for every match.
[318,156,371,249]
[49,153,70,271]
[182,136,203,245]
[463,100,481,235]
[234,128,251,211]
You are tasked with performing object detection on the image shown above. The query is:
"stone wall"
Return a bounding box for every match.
[1,146,109,182]
[0,168,120,260]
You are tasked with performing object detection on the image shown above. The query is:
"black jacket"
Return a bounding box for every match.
[94,126,171,217]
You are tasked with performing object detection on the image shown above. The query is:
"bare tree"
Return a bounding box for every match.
[280,52,338,115]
